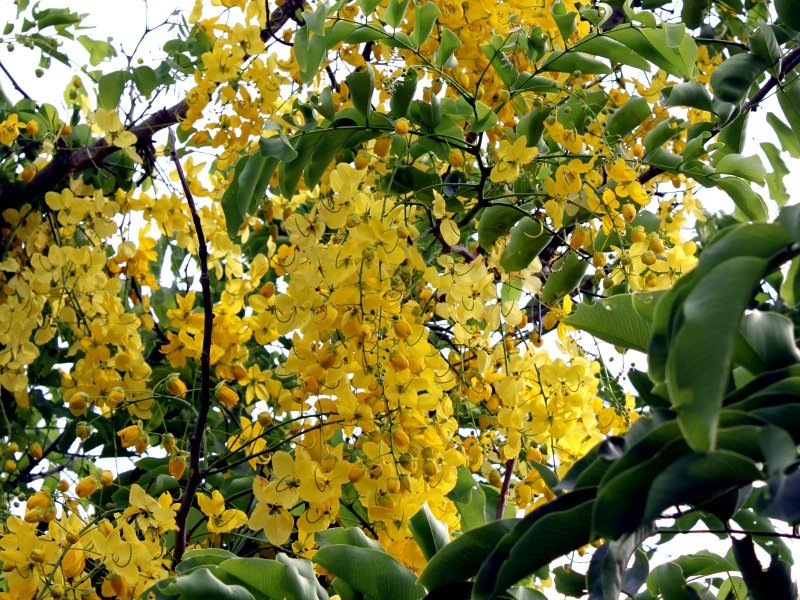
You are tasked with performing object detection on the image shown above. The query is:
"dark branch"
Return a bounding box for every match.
[0,60,31,100]
[169,129,214,565]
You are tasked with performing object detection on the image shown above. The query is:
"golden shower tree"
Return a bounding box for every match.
[1,0,800,598]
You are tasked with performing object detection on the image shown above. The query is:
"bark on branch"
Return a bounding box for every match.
[169,129,214,565]
[0,0,305,210]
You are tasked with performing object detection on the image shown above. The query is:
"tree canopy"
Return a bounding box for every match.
[0,0,799,598]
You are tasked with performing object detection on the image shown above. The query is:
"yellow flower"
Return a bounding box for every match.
[248,476,295,546]
[94,109,137,148]
[123,484,178,535]
[197,490,248,533]
[117,423,148,454]
[75,476,98,498]
[0,113,21,145]
[491,136,538,183]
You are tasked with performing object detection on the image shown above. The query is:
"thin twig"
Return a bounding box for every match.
[0,60,31,100]
[496,458,515,520]
[169,130,214,565]
[657,528,800,540]
[638,45,800,185]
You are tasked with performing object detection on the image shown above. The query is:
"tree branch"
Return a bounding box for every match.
[0,60,31,100]
[169,130,214,565]
[496,458,515,520]
[638,45,800,185]
[0,0,306,210]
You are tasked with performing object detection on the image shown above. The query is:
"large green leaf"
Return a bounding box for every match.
[409,504,450,560]
[661,81,713,112]
[737,311,800,373]
[587,526,654,600]
[472,489,597,599]
[593,437,689,539]
[499,218,551,272]
[710,53,768,106]
[97,70,128,110]
[419,519,516,592]
[667,257,768,451]
[478,204,525,251]
[316,527,385,552]
[216,556,328,600]
[642,450,760,522]
[605,96,651,140]
[714,153,766,184]
[540,51,611,74]
[176,549,238,574]
[540,253,589,306]
[564,292,662,353]
[151,568,255,600]
[313,546,423,600]
[714,177,768,222]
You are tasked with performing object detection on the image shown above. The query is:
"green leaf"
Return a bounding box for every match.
[434,28,461,68]
[77,35,116,65]
[681,0,710,29]
[766,113,800,158]
[540,51,611,75]
[293,25,328,85]
[97,70,128,109]
[647,563,693,600]
[667,257,768,451]
[564,292,662,353]
[478,205,525,251]
[550,0,577,42]
[644,118,686,154]
[711,53,768,106]
[714,153,766,184]
[472,489,596,599]
[661,81,712,112]
[447,468,487,530]
[155,568,255,600]
[607,27,696,79]
[540,252,589,306]
[259,134,298,162]
[176,549,238,574]
[573,34,652,71]
[605,96,651,140]
[239,153,276,213]
[481,43,519,88]
[776,0,800,31]
[216,556,328,600]
[471,101,498,133]
[749,23,781,65]
[313,546,423,600]
[390,69,418,118]
[593,436,690,539]
[587,526,654,600]
[738,311,800,373]
[762,142,790,207]
[780,257,800,308]
[409,504,450,560]
[132,65,157,97]
[411,2,439,49]
[346,66,375,116]
[384,0,411,28]
[714,177,768,222]
[357,0,381,13]
[499,218,551,272]
[642,451,760,522]
[419,519,516,592]
[316,527,385,552]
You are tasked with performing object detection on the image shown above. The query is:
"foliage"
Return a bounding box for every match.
[0,0,798,599]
